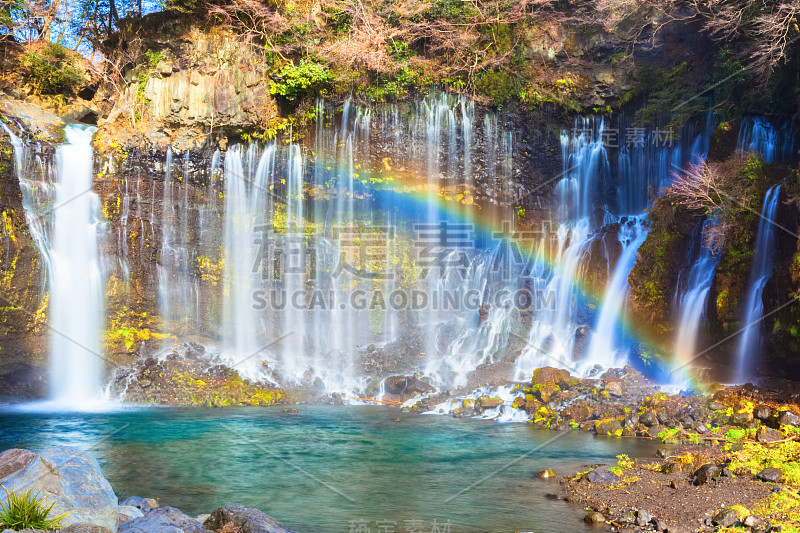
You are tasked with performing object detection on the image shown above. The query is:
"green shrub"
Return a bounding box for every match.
[0,485,72,531]
[18,42,83,95]
[270,60,333,101]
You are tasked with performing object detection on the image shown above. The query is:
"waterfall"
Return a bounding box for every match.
[737,117,796,163]
[672,219,720,383]
[222,144,274,378]
[1,123,105,408]
[733,184,781,383]
[49,125,104,407]
[582,217,648,373]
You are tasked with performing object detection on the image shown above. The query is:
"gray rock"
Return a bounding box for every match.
[655,519,667,531]
[119,505,145,524]
[120,506,209,533]
[383,376,435,395]
[695,424,709,434]
[731,410,753,426]
[142,498,158,511]
[778,411,800,427]
[709,401,724,411]
[0,449,36,480]
[119,496,145,508]
[712,508,738,527]
[61,524,115,533]
[636,510,653,526]
[587,467,618,484]
[744,515,762,528]
[639,411,657,426]
[693,464,720,486]
[0,447,117,530]
[757,427,784,443]
[758,468,782,483]
[204,505,295,533]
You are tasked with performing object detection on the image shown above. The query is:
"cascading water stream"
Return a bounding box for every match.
[737,117,796,163]
[49,125,104,408]
[671,219,720,386]
[582,218,648,374]
[733,184,781,383]
[222,144,274,379]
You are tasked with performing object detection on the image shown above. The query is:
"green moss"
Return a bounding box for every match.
[473,69,519,107]
[729,440,800,484]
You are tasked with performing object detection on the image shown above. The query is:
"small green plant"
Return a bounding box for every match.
[18,42,83,95]
[270,60,333,101]
[0,485,72,531]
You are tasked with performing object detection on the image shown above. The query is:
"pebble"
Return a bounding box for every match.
[756,427,784,443]
[778,411,800,426]
[712,508,738,528]
[757,468,782,483]
[584,511,605,525]
[694,464,720,486]
[536,468,557,479]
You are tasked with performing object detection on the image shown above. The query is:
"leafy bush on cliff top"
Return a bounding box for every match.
[270,60,333,101]
[18,42,83,95]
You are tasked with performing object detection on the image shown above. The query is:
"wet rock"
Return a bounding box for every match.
[712,508,738,528]
[757,427,784,443]
[595,418,623,435]
[778,410,800,427]
[757,468,782,483]
[477,396,503,409]
[656,410,669,424]
[0,447,118,530]
[536,468,556,479]
[462,398,475,410]
[584,512,605,525]
[204,505,295,533]
[640,411,657,426]
[656,447,669,458]
[120,506,208,533]
[647,424,661,438]
[384,376,435,395]
[693,464,720,486]
[0,448,36,480]
[532,367,572,388]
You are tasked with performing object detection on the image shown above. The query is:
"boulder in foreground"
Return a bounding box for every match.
[0,446,118,530]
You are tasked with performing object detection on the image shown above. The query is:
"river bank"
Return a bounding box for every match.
[1,362,799,532]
